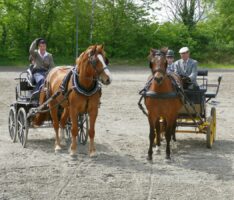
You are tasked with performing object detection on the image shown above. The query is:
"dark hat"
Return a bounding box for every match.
[37,38,46,46]
[166,49,174,57]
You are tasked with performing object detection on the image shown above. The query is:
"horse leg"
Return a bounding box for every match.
[88,110,98,157]
[172,122,177,142]
[147,119,155,160]
[165,126,172,160]
[50,106,61,152]
[59,107,69,146]
[171,122,177,149]
[155,119,161,153]
[69,109,78,156]
[160,119,167,141]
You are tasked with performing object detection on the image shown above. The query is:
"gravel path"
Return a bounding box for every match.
[0,68,233,200]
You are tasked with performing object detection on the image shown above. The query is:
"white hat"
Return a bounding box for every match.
[179,47,189,54]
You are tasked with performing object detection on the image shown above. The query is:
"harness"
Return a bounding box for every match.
[138,71,204,126]
[28,53,107,118]
[72,67,101,96]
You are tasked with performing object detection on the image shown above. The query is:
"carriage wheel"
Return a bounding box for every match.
[8,106,17,142]
[211,107,216,142]
[206,116,214,148]
[17,107,29,148]
[78,114,89,145]
[65,114,89,145]
[65,120,71,143]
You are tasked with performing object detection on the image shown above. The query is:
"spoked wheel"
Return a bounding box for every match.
[211,107,216,142]
[65,114,89,145]
[17,107,29,148]
[206,116,214,148]
[8,106,17,142]
[78,114,89,145]
[65,120,72,143]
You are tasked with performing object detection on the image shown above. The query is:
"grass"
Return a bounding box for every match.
[1,57,234,69]
[199,63,234,69]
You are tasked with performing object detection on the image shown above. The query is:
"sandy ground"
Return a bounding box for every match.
[0,67,233,200]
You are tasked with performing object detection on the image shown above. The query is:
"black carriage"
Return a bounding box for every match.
[175,70,222,148]
[138,69,222,148]
[8,68,89,147]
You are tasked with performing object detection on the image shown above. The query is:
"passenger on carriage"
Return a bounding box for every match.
[166,49,175,73]
[174,47,199,90]
[29,38,55,92]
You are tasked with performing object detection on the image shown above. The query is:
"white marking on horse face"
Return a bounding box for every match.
[97,54,112,83]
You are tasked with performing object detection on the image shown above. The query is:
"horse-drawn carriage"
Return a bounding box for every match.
[8,68,89,148]
[8,45,111,157]
[139,48,222,160]
[176,69,221,148]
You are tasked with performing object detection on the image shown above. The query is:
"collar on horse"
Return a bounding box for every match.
[139,73,180,99]
[60,67,101,97]
[72,68,101,97]
[143,90,178,99]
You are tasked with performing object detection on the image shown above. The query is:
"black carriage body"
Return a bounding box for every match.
[177,69,221,122]
[8,68,89,148]
[176,69,221,148]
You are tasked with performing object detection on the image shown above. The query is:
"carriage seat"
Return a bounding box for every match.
[197,70,208,76]
[197,69,208,92]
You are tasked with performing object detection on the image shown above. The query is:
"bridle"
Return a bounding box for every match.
[149,51,167,78]
[88,52,109,76]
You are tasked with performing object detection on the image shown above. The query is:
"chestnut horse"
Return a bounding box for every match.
[33,45,112,157]
[144,48,183,160]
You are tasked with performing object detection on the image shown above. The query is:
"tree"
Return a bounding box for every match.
[160,0,212,30]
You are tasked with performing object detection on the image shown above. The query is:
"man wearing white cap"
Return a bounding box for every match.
[174,47,198,89]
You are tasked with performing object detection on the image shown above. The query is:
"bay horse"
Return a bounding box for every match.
[144,48,183,160]
[33,45,112,157]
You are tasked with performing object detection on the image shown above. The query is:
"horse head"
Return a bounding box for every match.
[148,48,168,85]
[77,45,112,85]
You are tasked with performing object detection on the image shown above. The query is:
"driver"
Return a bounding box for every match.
[29,38,55,92]
[174,47,198,89]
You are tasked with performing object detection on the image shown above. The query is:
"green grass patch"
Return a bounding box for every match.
[199,63,234,69]
[1,57,234,69]
[110,58,147,67]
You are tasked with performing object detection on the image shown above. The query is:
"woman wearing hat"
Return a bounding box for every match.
[174,47,198,89]
[29,38,55,92]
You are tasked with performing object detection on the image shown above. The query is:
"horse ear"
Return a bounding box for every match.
[100,44,104,50]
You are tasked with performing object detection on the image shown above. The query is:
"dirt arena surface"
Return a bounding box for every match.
[0,67,233,200]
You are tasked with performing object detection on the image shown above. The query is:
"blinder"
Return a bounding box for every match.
[153,50,166,57]
[149,50,167,73]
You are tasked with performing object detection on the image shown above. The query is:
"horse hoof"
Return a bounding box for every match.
[147,155,152,161]
[165,155,171,160]
[32,124,40,128]
[54,147,62,154]
[70,149,77,157]
[54,145,62,151]
[60,140,67,147]
[89,151,97,158]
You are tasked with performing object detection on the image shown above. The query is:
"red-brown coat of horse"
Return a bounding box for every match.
[145,48,183,160]
[33,45,111,157]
